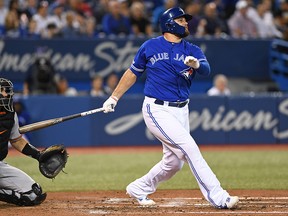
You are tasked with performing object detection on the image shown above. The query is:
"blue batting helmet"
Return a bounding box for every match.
[160,7,192,36]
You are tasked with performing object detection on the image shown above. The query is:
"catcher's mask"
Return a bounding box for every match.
[160,7,192,38]
[0,78,14,112]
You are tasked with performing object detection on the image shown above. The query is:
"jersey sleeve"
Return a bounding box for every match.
[190,43,207,61]
[189,43,211,77]
[129,41,148,77]
[10,113,21,140]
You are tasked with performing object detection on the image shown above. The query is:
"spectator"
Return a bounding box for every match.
[48,1,65,31]
[104,73,119,95]
[152,0,178,33]
[130,1,153,37]
[75,11,87,35]
[249,0,283,38]
[207,74,231,96]
[90,75,105,97]
[65,0,89,36]
[213,0,230,21]
[67,0,93,18]
[4,0,21,38]
[21,0,38,21]
[32,0,52,36]
[24,18,41,38]
[83,16,97,38]
[56,75,78,96]
[23,47,58,95]
[0,0,8,31]
[228,0,258,38]
[221,0,239,20]
[142,0,163,17]
[277,0,288,26]
[61,11,82,38]
[196,2,229,38]
[274,9,288,40]
[43,22,62,38]
[185,2,202,36]
[91,0,109,27]
[101,0,132,36]
[118,0,130,17]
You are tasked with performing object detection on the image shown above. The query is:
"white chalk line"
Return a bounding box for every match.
[77,196,288,206]
[77,196,288,205]
[86,196,288,215]
[89,210,288,215]
[166,211,288,215]
[76,196,288,201]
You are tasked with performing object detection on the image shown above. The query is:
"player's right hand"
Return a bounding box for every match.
[103,96,118,113]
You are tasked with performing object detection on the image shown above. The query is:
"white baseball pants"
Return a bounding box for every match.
[127,96,230,208]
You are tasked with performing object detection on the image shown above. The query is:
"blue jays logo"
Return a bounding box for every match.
[180,68,194,80]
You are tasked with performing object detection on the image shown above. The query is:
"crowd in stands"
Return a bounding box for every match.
[22,51,120,96]
[0,0,287,40]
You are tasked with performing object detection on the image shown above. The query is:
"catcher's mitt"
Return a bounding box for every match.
[38,144,68,179]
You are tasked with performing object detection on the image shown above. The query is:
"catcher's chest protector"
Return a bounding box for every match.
[0,109,14,160]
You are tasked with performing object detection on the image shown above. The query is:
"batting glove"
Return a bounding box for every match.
[184,56,200,69]
[103,96,118,113]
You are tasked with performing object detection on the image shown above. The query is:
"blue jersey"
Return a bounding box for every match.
[130,36,210,101]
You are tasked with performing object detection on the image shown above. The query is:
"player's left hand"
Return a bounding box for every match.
[38,144,68,179]
[184,56,200,69]
[103,96,118,113]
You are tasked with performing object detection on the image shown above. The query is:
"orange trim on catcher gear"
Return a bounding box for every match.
[0,129,7,135]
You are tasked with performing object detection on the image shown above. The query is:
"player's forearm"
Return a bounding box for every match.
[196,60,211,76]
[10,136,28,152]
[111,69,137,99]
[10,136,40,159]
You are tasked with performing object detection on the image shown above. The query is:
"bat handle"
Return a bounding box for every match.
[81,107,105,116]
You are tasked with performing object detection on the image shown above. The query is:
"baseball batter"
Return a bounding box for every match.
[0,78,47,206]
[102,7,239,209]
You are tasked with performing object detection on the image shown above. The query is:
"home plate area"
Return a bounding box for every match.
[1,190,287,216]
[86,196,288,215]
[88,197,288,215]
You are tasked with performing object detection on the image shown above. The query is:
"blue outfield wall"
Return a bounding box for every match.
[21,95,288,148]
[0,38,272,93]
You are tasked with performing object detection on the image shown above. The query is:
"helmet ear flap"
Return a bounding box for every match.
[165,23,172,30]
[165,19,174,31]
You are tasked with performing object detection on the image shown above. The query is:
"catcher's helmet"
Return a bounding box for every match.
[0,78,14,112]
[160,7,192,37]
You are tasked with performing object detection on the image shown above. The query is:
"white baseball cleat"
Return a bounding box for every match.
[136,197,156,206]
[126,185,156,206]
[224,196,239,209]
[126,191,156,206]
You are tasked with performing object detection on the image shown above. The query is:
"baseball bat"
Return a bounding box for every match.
[19,107,105,134]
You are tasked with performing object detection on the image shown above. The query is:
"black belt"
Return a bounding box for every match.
[154,99,188,108]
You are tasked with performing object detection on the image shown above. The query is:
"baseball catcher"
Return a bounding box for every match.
[0,78,68,206]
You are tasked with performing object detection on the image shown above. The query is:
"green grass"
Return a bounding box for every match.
[5,150,288,192]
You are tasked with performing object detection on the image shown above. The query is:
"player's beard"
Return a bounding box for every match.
[182,28,190,38]
[178,28,190,38]
[172,25,190,38]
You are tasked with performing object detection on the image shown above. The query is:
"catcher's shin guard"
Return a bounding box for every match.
[0,183,47,206]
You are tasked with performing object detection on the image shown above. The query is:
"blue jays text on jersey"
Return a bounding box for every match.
[130,36,210,102]
[150,53,186,64]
